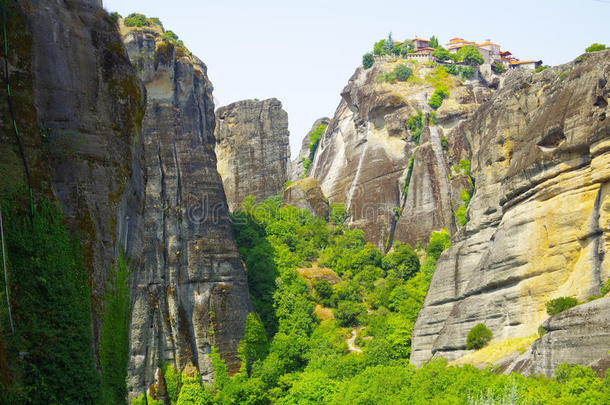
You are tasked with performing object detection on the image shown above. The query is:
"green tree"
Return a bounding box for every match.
[394,64,413,81]
[373,39,387,55]
[546,297,578,315]
[456,45,484,66]
[429,35,439,48]
[314,279,333,301]
[362,53,374,69]
[384,32,394,55]
[432,47,452,61]
[239,313,269,375]
[334,301,365,327]
[585,43,607,53]
[466,323,492,350]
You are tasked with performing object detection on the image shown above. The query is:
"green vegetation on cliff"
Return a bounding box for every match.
[0,195,100,404]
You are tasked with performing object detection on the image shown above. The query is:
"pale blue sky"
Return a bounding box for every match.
[103,0,609,157]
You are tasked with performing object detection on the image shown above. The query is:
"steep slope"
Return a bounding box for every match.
[411,51,610,373]
[215,98,290,210]
[0,0,143,400]
[120,21,250,398]
[290,117,330,180]
[308,60,492,249]
[1,0,145,358]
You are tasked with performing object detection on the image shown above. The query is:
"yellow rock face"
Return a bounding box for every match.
[412,50,610,369]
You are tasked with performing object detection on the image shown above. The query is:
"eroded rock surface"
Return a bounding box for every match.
[290,117,330,181]
[308,61,490,249]
[411,51,610,371]
[0,0,146,360]
[215,98,290,210]
[121,22,250,398]
[283,177,329,218]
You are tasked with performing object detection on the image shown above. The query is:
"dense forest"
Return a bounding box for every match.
[135,195,610,404]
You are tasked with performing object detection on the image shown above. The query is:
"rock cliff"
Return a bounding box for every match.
[411,51,610,372]
[308,60,491,249]
[215,98,290,210]
[283,177,329,218]
[1,0,145,359]
[290,117,330,180]
[120,21,250,397]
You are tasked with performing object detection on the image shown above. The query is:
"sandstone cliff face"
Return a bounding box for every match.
[0,0,145,358]
[289,117,330,181]
[308,61,491,250]
[283,177,329,218]
[215,98,290,210]
[499,296,610,377]
[411,51,610,371]
[121,23,250,397]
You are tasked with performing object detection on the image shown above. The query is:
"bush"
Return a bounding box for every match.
[432,47,452,61]
[314,279,333,301]
[362,53,374,69]
[535,65,549,73]
[585,43,607,53]
[466,323,492,350]
[405,111,424,144]
[546,297,578,315]
[428,88,448,109]
[109,11,122,24]
[394,64,412,81]
[601,278,610,296]
[491,62,506,74]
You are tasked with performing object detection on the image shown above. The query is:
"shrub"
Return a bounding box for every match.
[428,88,448,109]
[460,65,475,79]
[601,278,610,296]
[492,62,506,74]
[394,64,413,81]
[314,279,333,301]
[432,47,452,61]
[466,323,492,350]
[585,43,607,53]
[535,65,549,73]
[109,11,122,24]
[538,325,548,337]
[546,297,578,315]
[362,53,374,69]
[405,111,424,144]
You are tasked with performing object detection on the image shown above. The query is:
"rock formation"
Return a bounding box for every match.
[215,98,290,210]
[0,0,145,358]
[308,61,491,249]
[120,21,250,398]
[290,117,330,180]
[411,51,610,373]
[283,177,329,218]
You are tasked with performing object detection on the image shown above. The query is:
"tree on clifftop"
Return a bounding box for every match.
[457,45,484,66]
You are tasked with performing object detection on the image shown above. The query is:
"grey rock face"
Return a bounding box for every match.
[215,98,290,210]
[121,24,250,398]
[17,0,146,359]
[308,62,489,250]
[289,117,330,181]
[411,51,610,371]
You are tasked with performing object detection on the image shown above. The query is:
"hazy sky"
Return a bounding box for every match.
[103,0,609,157]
